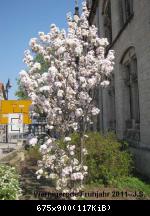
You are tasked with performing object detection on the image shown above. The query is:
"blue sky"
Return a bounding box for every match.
[0,0,83,99]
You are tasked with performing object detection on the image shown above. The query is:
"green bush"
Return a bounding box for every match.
[0,165,22,200]
[70,132,133,186]
[25,145,42,163]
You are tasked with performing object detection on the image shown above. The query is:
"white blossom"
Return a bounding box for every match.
[64,137,72,142]
[49,173,58,180]
[55,81,62,88]
[75,108,83,118]
[39,86,51,92]
[82,148,88,155]
[67,145,75,151]
[91,107,100,116]
[37,175,41,180]
[47,126,54,130]
[71,172,84,181]
[40,144,47,151]
[19,1,114,195]
[36,169,44,175]
[71,122,78,131]
[29,137,37,146]
[57,90,64,98]
[70,151,75,156]
[72,158,79,166]
[101,80,110,87]
[83,166,88,172]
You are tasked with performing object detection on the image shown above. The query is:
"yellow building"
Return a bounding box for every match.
[0,100,32,125]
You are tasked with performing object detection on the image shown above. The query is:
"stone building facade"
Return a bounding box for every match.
[87,0,150,178]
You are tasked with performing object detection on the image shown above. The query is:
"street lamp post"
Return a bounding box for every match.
[74,0,79,16]
[5,79,12,143]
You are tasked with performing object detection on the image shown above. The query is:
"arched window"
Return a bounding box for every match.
[121,47,140,143]
[107,75,116,132]
[103,0,112,44]
[121,0,134,24]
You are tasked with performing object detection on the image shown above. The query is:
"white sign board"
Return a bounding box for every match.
[8,114,23,134]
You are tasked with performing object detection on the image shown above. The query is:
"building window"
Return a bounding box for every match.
[108,75,116,132]
[121,0,134,24]
[87,0,93,9]
[125,58,140,123]
[103,0,112,44]
[121,47,140,144]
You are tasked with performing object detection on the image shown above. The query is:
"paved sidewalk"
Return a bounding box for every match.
[0,142,20,160]
[0,142,17,149]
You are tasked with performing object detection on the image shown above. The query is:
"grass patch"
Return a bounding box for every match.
[84,177,150,200]
[115,177,150,197]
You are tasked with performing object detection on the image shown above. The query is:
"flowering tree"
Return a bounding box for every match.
[16,54,49,99]
[19,1,114,198]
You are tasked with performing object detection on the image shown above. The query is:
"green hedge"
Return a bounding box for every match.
[0,165,21,200]
[25,145,42,162]
[70,132,133,185]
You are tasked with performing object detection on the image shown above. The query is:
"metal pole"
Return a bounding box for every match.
[74,0,79,16]
[5,79,12,144]
[75,0,78,7]
[5,89,8,143]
